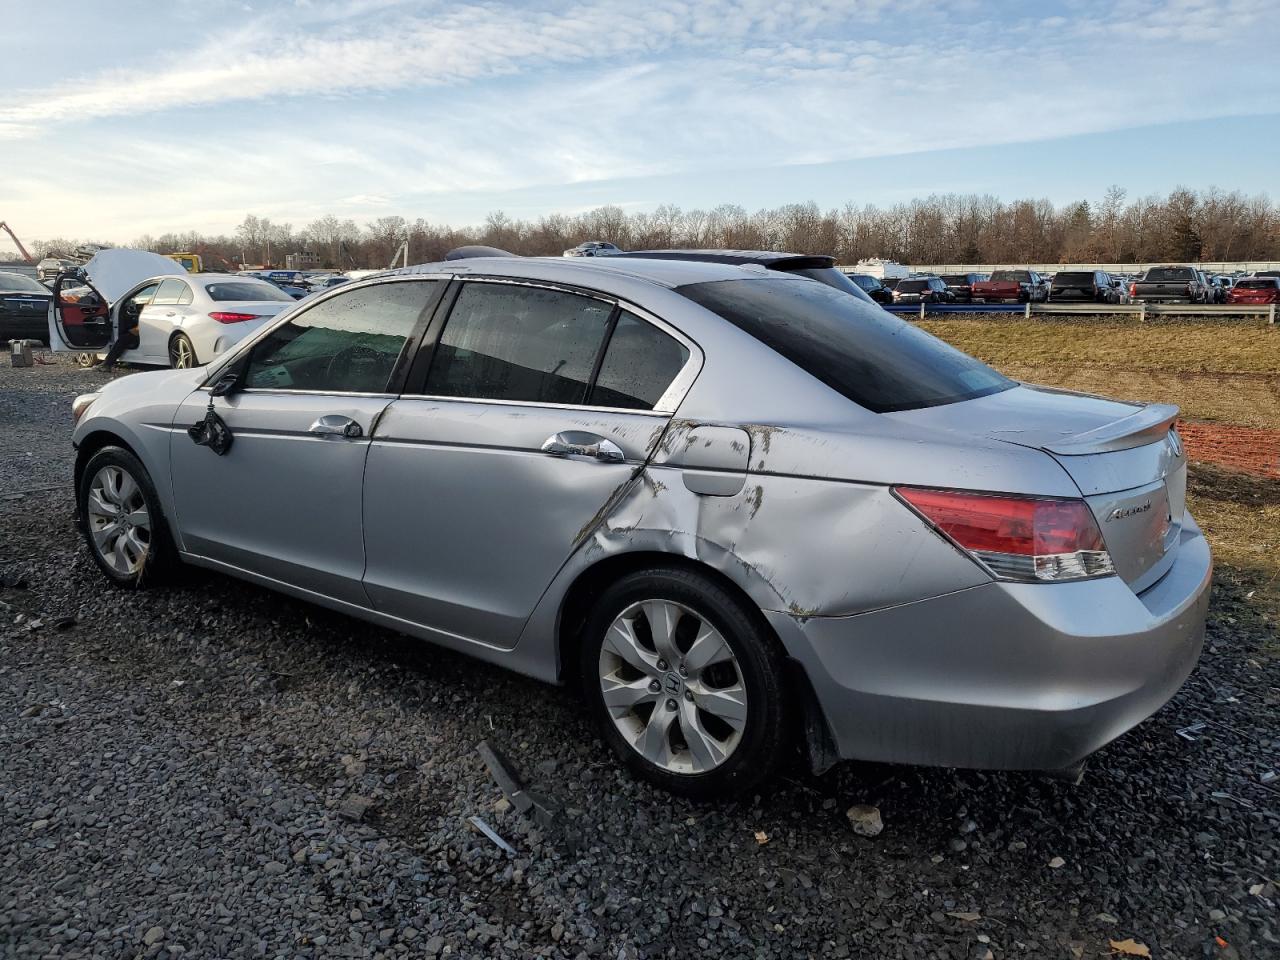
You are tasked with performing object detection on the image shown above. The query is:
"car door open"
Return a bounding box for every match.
[48,272,113,351]
[362,280,698,649]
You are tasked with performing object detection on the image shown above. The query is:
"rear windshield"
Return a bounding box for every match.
[990,270,1030,282]
[1236,279,1278,290]
[940,274,969,285]
[1143,267,1195,281]
[847,273,877,290]
[676,277,1013,413]
[0,272,47,293]
[1053,272,1096,284]
[205,281,294,302]
[896,279,929,292]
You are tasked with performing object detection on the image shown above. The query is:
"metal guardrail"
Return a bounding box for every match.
[885,302,1276,322]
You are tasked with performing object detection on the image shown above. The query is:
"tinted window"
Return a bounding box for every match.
[426,283,613,404]
[1236,279,1278,290]
[152,278,189,305]
[897,279,929,293]
[940,275,967,285]
[243,281,436,393]
[590,311,690,410]
[990,270,1030,282]
[205,281,293,302]
[0,272,46,293]
[1053,272,1095,284]
[848,274,877,290]
[677,277,1013,413]
[1143,267,1195,281]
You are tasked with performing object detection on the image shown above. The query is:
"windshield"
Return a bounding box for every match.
[0,272,47,293]
[990,270,1030,282]
[677,277,1013,413]
[204,280,294,302]
[1143,267,1195,281]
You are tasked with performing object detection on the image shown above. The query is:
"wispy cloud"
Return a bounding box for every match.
[0,0,1276,240]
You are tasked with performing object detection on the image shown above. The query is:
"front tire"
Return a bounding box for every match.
[580,567,790,799]
[169,333,198,369]
[78,446,178,588]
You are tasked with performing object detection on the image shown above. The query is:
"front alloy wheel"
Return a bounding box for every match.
[85,464,151,576]
[169,334,196,369]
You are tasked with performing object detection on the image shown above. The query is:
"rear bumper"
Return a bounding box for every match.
[769,515,1211,772]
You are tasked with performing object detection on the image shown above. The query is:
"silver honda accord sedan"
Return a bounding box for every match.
[68,256,1211,797]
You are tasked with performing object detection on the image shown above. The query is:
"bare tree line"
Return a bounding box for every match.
[25,186,1280,269]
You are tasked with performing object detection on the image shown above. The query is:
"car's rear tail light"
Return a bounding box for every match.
[894,487,1115,582]
[209,311,261,324]
[1129,282,1137,297]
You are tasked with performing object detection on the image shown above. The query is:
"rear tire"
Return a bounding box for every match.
[579,566,790,799]
[78,446,179,589]
[169,333,198,369]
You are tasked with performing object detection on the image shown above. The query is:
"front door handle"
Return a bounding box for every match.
[309,415,363,439]
[541,431,625,462]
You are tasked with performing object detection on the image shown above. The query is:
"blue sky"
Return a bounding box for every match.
[1,0,1277,247]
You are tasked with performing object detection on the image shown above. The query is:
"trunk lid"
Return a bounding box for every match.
[887,384,1186,592]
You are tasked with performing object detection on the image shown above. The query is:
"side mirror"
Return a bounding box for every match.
[209,372,240,397]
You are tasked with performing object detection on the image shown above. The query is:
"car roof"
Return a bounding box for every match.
[614,249,837,270]
[383,255,796,289]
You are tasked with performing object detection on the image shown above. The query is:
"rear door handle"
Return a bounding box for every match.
[541,431,625,462]
[309,415,363,439]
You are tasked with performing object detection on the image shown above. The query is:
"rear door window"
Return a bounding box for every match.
[425,282,614,405]
[589,311,690,410]
[151,277,188,306]
[677,277,1012,413]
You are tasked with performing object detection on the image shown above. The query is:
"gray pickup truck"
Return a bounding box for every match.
[1130,266,1208,304]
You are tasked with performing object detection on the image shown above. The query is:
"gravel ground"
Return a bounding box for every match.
[1,357,1277,960]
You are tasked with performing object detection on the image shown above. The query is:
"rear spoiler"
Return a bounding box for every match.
[1044,403,1179,455]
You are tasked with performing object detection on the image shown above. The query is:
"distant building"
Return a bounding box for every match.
[285,251,321,270]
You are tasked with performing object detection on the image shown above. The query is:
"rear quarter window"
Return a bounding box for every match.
[677,277,1013,413]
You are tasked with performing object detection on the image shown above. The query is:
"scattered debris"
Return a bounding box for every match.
[753,830,769,845]
[477,740,562,829]
[1176,721,1207,741]
[1210,790,1255,809]
[52,615,76,631]
[1048,856,1066,869]
[845,804,883,837]
[468,816,515,855]
[1095,912,1120,924]
[946,911,982,922]
[1260,770,1277,785]
[1108,937,1151,957]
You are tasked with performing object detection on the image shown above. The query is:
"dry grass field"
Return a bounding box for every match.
[924,317,1280,635]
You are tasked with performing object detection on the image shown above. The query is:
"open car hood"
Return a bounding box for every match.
[81,249,186,303]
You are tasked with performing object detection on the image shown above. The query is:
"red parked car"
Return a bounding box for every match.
[1227,278,1280,304]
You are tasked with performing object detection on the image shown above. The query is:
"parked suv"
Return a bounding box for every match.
[844,272,894,305]
[66,255,1210,797]
[1049,270,1119,303]
[939,273,987,303]
[892,276,954,304]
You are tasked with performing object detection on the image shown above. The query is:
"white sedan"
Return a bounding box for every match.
[48,249,296,368]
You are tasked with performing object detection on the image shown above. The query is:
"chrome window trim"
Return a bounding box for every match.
[201,273,453,384]
[423,278,703,416]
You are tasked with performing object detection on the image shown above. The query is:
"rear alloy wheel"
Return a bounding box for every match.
[169,333,197,369]
[79,446,178,588]
[581,567,789,798]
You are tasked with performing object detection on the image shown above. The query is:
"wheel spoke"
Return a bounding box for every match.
[634,704,675,767]
[601,674,659,714]
[124,528,149,563]
[641,600,681,665]
[126,507,150,529]
[678,700,729,773]
[690,681,748,729]
[684,622,732,673]
[115,470,138,505]
[101,467,123,504]
[604,617,660,676]
[112,532,134,572]
[87,489,119,518]
[91,520,119,549]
